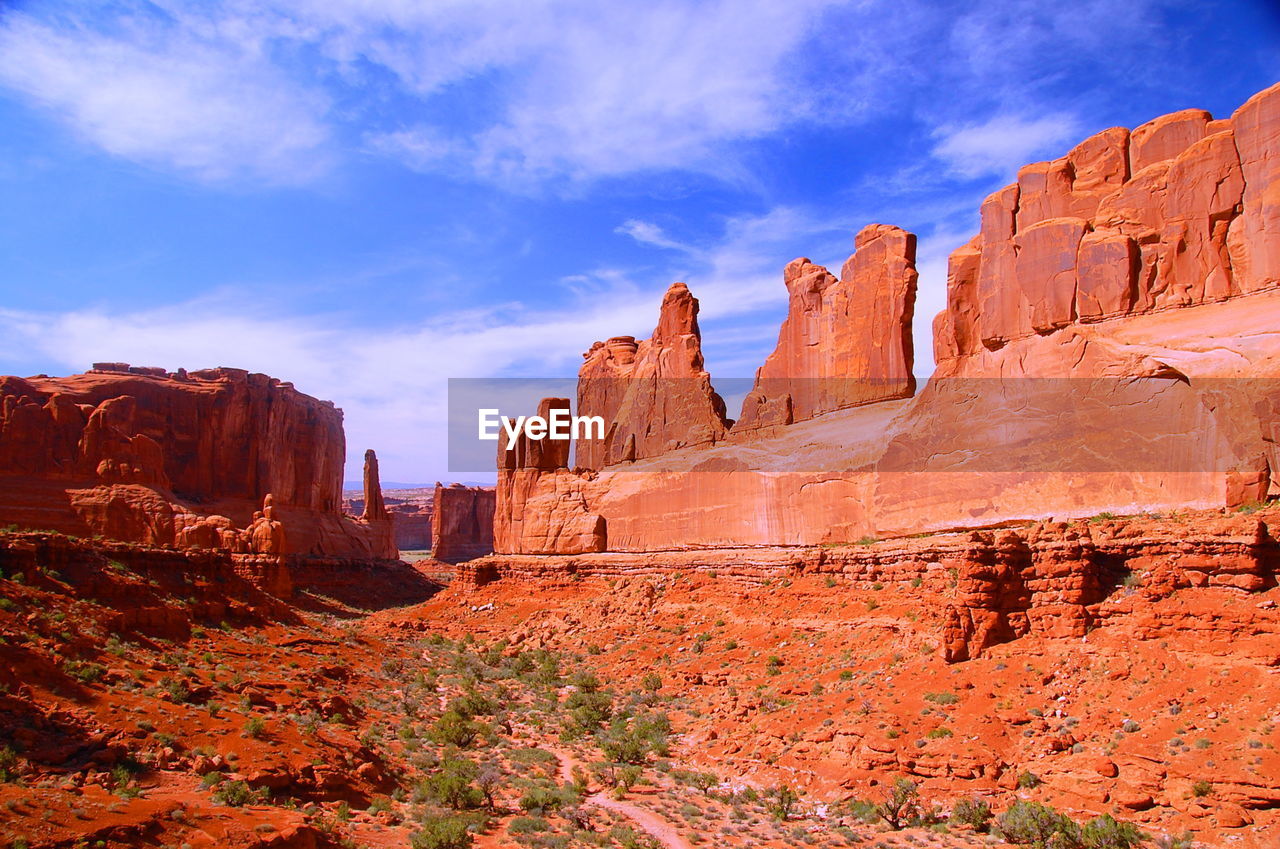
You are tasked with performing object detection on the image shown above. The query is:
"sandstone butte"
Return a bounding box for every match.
[0,364,396,561]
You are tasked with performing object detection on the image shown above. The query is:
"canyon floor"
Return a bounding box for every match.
[2,508,1278,849]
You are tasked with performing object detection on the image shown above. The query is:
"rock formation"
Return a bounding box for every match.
[492,82,1280,556]
[735,224,917,430]
[0,365,397,559]
[934,86,1278,365]
[429,483,496,563]
[360,450,388,522]
[577,282,729,468]
[495,397,606,554]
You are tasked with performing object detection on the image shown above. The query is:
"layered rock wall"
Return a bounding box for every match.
[735,224,917,430]
[430,483,496,562]
[493,83,1280,556]
[470,509,1278,663]
[0,365,396,559]
[495,398,606,554]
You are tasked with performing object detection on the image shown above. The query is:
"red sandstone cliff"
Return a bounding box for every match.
[430,482,496,562]
[577,282,729,468]
[735,223,917,430]
[495,397,606,554]
[0,364,396,559]
[492,82,1280,556]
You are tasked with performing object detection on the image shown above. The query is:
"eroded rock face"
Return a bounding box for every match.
[936,82,1280,365]
[495,398,606,555]
[430,483,496,563]
[0,366,395,559]
[736,224,918,430]
[577,282,729,468]
[494,83,1280,556]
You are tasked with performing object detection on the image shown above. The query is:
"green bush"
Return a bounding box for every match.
[431,710,481,747]
[998,800,1081,848]
[519,784,573,814]
[876,778,920,830]
[449,689,497,717]
[507,815,549,835]
[242,716,266,739]
[1017,770,1043,789]
[212,780,256,807]
[924,691,959,705]
[416,759,482,810]
[0,745,19,782]
[63,660,106,684]
[411,816,473,849]
[950,797,992,831]
[765,785,799,821]
[1081,814,1147,849]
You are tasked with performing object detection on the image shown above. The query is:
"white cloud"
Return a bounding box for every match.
[0,9,332,183]
[616,220,692,253]
[931,113,1081,180]
[0,0,1180,188]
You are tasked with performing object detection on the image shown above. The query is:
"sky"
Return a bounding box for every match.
[0,0,1277,485]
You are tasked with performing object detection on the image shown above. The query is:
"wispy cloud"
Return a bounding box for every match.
[931,113,1081,180]
[615,220,693,253]
[0,9,332,184]
[0,0,1180,190]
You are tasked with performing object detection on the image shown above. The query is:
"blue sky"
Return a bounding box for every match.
[0,0,1276,484]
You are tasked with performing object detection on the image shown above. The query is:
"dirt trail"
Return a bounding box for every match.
[550,747,693,849]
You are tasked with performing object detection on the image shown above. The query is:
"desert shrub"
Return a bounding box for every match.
[641,672,662,693]
[508,815,549,835]
[924,691,959,705]
[1190,779,1212,797]
[926,727,953,739]
[840,798,878,823]
[411,816,473,849]
[599,714,667,765]
[998,800,1081,848]
[508,747,556,766]
[765,784,799,821]
[63,660,105,684]
[431,710,481,747]
[519,784,573,814]
[449,689,498,717]
[212,780,255,807]
[876,778,920,830]
[950,798,992,831]
[242,716,267,739]
[676,770,718,795]
[1081,814,1146,849]
[1017,770,1043,789]
[417,759,482,810]
[0,746,19,782]
[564,682,613,733]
